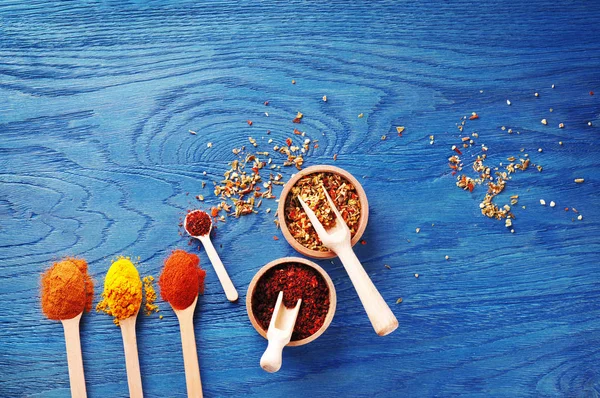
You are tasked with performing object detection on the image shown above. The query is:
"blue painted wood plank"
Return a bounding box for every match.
[1,0,599,397]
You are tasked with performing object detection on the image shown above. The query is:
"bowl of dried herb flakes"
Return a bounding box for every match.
[246,256,337,346]
[277,165,369,259]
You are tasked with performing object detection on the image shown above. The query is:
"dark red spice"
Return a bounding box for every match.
[252,263,330,341]
[185,210,212,236]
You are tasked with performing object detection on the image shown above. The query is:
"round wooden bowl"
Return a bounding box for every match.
[277,164,369,259]
[246,257,337,347]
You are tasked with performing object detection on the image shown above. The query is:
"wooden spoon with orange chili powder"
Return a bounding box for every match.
[159,250,206,398]
[41,258,94,398]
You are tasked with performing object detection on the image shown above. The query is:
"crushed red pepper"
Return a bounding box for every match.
[252,263,330,341]
[185,210,212,236]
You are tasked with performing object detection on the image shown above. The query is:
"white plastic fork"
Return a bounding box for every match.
[298,186,398,336]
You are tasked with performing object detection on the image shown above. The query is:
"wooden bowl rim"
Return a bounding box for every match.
[245,256,337,346]
[276,164,369,259]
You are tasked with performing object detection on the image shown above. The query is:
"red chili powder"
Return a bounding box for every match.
[185,210,212,236]
[252,263,330,341]
[159,250,206,310]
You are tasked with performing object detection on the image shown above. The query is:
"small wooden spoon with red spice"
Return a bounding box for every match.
[260,291,302,373]
[172,296,203,398]
[184,211,238,302]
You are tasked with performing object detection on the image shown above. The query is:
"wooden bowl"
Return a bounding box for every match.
[277,164,369,259]
[246,257,337,346]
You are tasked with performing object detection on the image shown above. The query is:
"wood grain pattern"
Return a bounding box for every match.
[1,0,599,396]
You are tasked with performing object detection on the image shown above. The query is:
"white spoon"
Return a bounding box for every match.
[172,296,203,398]
[298,186,398,336]
[184,211,238,302]
[119,310,143,398]
[260,291,302,373]
[61,312,87,398]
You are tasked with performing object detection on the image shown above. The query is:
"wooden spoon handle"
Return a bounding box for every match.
[337,246,399,336]
[201,236,238,302]
[120,317,143,398]
[178,314,203,398]
[61,315,87,398]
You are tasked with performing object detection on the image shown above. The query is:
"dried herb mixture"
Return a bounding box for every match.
[284,172,361,251]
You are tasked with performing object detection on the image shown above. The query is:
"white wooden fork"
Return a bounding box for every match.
[297,186,398,336]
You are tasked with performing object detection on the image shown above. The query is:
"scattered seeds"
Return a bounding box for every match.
[506,99,511,106]
[381,135,387,140]
[552,84,555,89]
[414,273,419,278]
[588,121,593,127]
[538,148,543,152]
[415,228,420,234]
[550,201,556,207]
[207,142,213,148]
[445,255,449,260]
[396,126,405,135]
[358,113,364,118]
[322,95,327,102]
[292,80,296,84]
[540,199,546,206]
[189,130,197,135]
[578,215,583,220]
[385,265,391,270]
[559,123,564,129]
[395,298,403,304]
[535,92,539,97]
[541,119,548,125]
[574,178,585,184]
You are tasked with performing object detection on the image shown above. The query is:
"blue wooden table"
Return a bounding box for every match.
[1,1,599,397]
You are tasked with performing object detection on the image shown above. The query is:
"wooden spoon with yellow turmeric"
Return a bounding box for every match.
[97,257,144,398]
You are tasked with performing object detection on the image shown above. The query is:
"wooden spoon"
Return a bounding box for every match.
[61,312,87,398]
[260,291,302,373]
[119,311,143,398]
[173,296,203,398]
[184,212,238,302]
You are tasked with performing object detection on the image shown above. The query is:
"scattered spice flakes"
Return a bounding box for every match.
[333,153,338,161]
[415,228,421,234]
[189,130,197,135]
[396,298,403,304]
[273,236,279,241]
[360,239,367,245]
[284,172,361,251]
[142,276,159,316]
[293,112,303,123]
[574,178,585,184]
[469,112,479,120]
[396,126,405,136]
[322,95,327,102]
[207,142,213,148]
[381,135,387,140]
[292,80,296,84]
[358,113,364,118]
[385,264,391,270]
[247,120,253,126]
[541,119,548,125]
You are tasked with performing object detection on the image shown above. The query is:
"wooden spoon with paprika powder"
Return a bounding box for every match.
[159,250,206,398]
[184,210,238,302]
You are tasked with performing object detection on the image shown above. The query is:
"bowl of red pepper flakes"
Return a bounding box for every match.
[277,165,369,259]
[246,257,336,346]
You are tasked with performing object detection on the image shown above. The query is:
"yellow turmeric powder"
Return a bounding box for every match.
[142,275,159,315]
[96,257,142,325]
